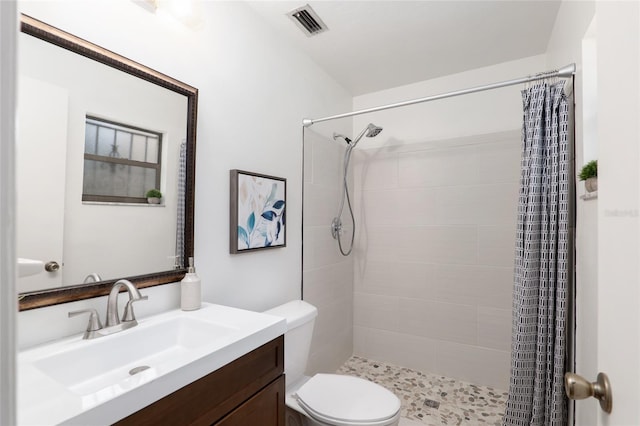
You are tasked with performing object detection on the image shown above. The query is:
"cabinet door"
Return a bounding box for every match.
[215,376,285,426]
[115,336,284,426]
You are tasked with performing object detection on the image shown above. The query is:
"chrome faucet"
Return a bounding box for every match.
[68,279,147,339]
[68,308,103,340]
[105,279,148,328]
[83,272,103,283]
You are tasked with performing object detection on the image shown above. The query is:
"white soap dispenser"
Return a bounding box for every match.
[181,257,201,311]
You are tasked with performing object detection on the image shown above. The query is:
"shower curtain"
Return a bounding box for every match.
[502,82,570,426]
[175,140,187,268]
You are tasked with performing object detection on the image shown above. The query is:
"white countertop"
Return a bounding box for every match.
[17,303,286,425]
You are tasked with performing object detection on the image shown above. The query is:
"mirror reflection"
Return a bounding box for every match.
[16,15,196,306]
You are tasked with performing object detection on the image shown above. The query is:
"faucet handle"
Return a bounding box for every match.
[68,309,103,339]
[122,295,148,322]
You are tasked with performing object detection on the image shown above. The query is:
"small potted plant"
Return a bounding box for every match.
[579,160,597,193]
[146,189,162,204]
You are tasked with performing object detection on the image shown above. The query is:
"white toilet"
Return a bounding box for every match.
[264,300,401,426]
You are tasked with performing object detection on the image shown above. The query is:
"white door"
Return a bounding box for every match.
[15,76,68,291]
[586,2,640,425]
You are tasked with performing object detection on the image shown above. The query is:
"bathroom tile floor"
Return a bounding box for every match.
[336,356,508,425]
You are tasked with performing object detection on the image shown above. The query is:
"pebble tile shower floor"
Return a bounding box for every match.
[336,356,508,425]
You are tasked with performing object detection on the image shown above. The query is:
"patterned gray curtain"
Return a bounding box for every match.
[175,140,187,269]
[503,82,570,426]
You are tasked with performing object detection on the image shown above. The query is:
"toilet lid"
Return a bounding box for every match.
[295,374,401,425]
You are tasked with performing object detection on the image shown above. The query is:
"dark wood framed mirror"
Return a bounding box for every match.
[18,14,197,311]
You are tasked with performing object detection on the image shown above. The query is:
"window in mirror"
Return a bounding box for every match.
[82,116,163,204]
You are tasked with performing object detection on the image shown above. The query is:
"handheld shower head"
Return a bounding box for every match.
[352,123,383,147]
[365,123,383,138]
[331,122,383,257]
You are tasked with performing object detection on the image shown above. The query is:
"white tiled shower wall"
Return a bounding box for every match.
[303,129,354,374]
[352,131,520,389]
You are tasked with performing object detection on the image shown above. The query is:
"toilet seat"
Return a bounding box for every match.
[295,374,401,426]
[297,402,400,426]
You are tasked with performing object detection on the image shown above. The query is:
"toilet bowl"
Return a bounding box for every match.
[289,373,401,426]
[264,301,401,426]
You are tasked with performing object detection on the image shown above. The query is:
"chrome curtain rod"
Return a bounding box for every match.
[302,63,576,127]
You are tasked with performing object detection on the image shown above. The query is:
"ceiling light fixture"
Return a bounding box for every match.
[132,0,201,28]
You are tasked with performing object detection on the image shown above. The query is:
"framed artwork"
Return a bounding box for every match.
[230,169,286,253]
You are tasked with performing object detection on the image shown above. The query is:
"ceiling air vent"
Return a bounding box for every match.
[288,4,328,37]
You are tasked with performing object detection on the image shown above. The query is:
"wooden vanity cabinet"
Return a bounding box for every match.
[115,336,285,426]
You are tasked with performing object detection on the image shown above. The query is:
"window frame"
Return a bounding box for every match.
[82,115,163,204]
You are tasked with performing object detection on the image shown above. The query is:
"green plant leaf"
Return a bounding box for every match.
[145,188,162,198]
[578,160,597,181]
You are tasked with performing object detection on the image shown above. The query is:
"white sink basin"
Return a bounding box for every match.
[33,316,241,396]
[18,303,286,425]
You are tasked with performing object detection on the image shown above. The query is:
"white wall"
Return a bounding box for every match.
[543,1,597,424]
[352,55,545,146]
[16,1,352,348]
[348,56,544,389]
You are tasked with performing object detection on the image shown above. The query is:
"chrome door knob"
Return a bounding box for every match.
[44,261,60,272]
[564,372,612,414]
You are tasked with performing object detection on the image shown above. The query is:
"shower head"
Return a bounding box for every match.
[352,123,383,148]
[365,123,383,138]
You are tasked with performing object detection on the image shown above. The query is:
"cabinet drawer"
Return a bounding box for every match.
[115,335,284,426]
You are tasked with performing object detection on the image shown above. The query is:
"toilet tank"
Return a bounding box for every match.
[263,300,318,387]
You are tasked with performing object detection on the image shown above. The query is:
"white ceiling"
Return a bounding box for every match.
[246,1,562,95]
